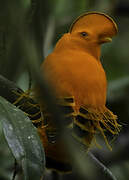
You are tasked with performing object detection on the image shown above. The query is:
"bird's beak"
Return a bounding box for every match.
[100,37,112,44]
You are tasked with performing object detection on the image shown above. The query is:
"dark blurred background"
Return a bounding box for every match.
[0,0,129,180]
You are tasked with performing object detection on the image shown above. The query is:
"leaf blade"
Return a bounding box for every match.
[0,96,45,180]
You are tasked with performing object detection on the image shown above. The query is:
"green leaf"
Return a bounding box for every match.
[0,96,45,180]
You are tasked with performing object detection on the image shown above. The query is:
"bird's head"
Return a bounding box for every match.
[65,12,118,59]
[69,12,118,45]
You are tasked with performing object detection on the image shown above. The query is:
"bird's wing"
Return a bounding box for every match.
[41,96,120,150]
[73,105,121,150]
[14,90,120,150]
[13,91,120,150]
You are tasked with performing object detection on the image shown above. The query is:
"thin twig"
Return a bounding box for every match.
[88,152,117,180]
[28,69,32,91]
[12,159,18,180]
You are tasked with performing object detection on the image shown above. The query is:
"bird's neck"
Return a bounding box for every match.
[54,34,101,60]
[83,43,101,60]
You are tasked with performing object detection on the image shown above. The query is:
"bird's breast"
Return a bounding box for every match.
[42,51,107,109]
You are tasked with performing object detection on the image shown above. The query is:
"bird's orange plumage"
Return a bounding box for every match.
[42,35,107,109]
[36,12,120,172]
[41,12,117,109]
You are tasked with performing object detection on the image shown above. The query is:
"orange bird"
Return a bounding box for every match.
[33,12,120,173]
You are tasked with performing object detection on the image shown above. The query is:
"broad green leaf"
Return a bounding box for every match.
[0,96,45,180]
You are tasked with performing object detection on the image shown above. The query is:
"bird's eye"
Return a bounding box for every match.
[80,32,88,37]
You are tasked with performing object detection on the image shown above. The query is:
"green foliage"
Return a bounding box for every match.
[0,96,45,180]
[0,123,13,180]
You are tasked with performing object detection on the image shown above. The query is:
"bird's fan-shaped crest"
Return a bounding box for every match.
[69,12,118,36]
